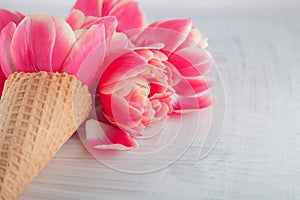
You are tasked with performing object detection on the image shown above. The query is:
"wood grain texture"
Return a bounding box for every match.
[1,2,299,199]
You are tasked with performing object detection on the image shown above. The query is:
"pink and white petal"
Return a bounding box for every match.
[149,18,192,35]
[100,62,147,88]
[51,16,76,72]
[82,16,103,28]
[172,94,212,112]
[11,17,35,72]
[74,29,87,40]
[86,119,138,150]
[173,76,215,96]
[109,0,146,32]
[75,42,106,88]
[0,22,17,76]
[104,33,132,68]
[83,16,117,39]
[102,0,119,16]
[65,9,85,30]
[132,43,165,51]
[177,26,208,50]
[153,102,170,120]
[100,77,148,95]
[168,46,212,77]
[101,16,118,39]
[134,19,192,53]
[14,11,25,20]
[192,30,209,49]
[106,32,130,55]
[151,50,168,61]
[0,9,23,30]
[149,84,173,100]
[99,51,147,87]
[101,93,143,133]
[134,49,154,61]
[133,48,167,61]
[72,0,103,17]
[27,14,56,71]
[147,20,161,28]
[61,24,105,75]
[123,27,144,42]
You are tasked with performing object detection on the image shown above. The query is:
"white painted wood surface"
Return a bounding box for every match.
[1,1,300,199]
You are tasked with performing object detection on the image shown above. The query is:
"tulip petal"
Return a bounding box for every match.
[173,76,215,96]
[168,46,212,77]
[76,42,106,88]
[0,22,17,77]
[106,33,130,54]
[100,77,148,95]
[82,16,117,39]
[0,9,23,30]
[172,94,212,112]
[72,0,102,16]
[134,49,154,61]
[66,9,85,30]
[152,50,168,61]
[99,51,147,87]
[14,11,25,20]
[102,0,119,16]
[100,93,144,135]
[29,15,58,71]
[11,17,35,72]
[109,0,146,32]
[12,15,63,72]
[61,24,105,79]
[104,33,132,68]
[74,29,87,40]
[134,19,192,54]
[12,15,57,72]
[86,119,138,150]
[177,26,209,51]
[51,16,76,72]
[149,19,192,35]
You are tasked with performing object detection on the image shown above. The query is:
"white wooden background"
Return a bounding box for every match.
[1,0,300,199]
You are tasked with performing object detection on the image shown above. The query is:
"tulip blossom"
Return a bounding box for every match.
[0,14,111,89]
[86,18,214,150]
[69,0,146,33]
[0,9,24,97]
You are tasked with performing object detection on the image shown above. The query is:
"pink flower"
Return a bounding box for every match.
[69,0,147,33]
[86,19,214,150]
[0,14,112,89]
[0,9,24,97]
[99,50,174,135]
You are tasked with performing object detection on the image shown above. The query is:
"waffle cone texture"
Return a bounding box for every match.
[0,72,92,199]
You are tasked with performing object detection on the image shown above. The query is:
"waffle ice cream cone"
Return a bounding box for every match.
[0,72,92,199]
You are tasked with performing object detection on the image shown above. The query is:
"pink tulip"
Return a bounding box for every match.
[69,0,146,33]
[99,50,174,136]
[87,18,214,150]
[0,9,24,97]
[0,14,111,89]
